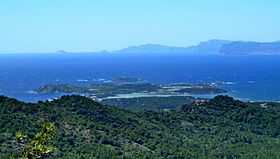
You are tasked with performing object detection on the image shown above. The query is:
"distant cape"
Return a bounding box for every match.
[220,41,280,55]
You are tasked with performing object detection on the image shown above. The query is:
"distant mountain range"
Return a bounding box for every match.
[113,44,189,54]
[109,40,280,55]
[57,40,280,55]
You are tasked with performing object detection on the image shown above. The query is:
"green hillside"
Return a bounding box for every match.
[1,95,280,159]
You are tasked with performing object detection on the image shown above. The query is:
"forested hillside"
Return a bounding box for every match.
[1,95,280,158]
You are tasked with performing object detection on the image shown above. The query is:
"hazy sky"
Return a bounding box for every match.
[0,0,279,53]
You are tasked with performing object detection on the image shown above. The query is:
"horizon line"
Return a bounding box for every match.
[1,39,280,54]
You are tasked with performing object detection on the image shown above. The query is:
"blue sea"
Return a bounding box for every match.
[0,53,280,102]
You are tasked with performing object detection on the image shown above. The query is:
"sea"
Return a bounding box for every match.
[0,53,280,102]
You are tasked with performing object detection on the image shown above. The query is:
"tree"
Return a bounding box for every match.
[16,123,56,159]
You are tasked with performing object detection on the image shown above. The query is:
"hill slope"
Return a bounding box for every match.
[1,95,280,158]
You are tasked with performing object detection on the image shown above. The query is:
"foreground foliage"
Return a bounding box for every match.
[0,95,280,158]
[16,122,56,159]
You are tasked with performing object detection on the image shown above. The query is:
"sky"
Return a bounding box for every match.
[0,0,279,53]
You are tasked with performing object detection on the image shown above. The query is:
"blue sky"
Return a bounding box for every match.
[0,0,279,53]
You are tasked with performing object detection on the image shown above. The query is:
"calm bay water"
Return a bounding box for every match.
[0,53,280,102]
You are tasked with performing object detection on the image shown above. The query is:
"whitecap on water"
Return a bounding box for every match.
[26,90,38,94]
[76,79,89,82]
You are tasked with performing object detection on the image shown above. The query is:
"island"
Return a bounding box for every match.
[34,78,227,111]
[35,78,227,99]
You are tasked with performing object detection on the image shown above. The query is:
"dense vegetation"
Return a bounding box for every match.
[101,96,195,111]
[1,95,280,158]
